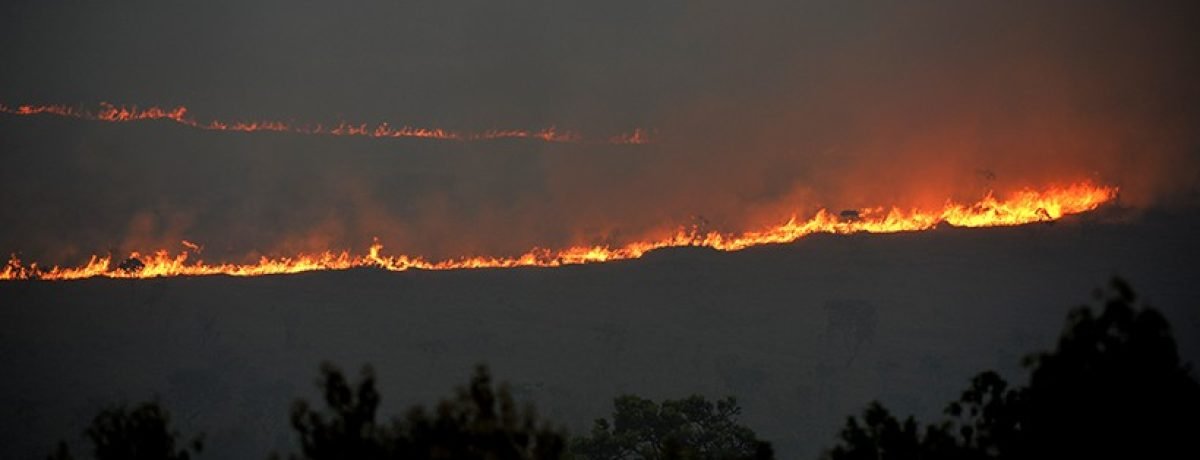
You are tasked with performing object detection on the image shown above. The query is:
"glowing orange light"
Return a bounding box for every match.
[0,102,650,144]
[0,182,1117,281]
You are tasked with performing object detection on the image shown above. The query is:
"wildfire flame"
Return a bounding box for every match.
[0,102,649,145]
[609,128,653,145]
[0,182,1117,281]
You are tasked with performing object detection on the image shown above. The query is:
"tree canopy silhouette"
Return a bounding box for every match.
[280,363,566,460]
[823,278,1200,460]
[47,401,203,460]
[571,394,773,460]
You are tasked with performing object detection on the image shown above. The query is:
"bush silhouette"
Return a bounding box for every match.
[824,278,1200,459]
[571,394,773,460]
[285,363,385,459]
[280,363,566,460]
[47,401,203,460]
[1015,278,1200,459]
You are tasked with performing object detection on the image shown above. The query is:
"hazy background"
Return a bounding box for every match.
[2,2,1200,459]
[2,0,1199,263]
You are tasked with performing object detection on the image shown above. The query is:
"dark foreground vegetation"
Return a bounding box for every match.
[46,279,1200,459]
[823,278,1200,460]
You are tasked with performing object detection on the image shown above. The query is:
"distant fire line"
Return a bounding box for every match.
[1,183,1117,281]
[0,102,652,145]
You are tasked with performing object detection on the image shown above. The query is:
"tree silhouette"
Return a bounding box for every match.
[1015,278,1200,459]
[823,278,1200,459]
[286,363,385,459]
[281,363,566,460]
[571,394,773,460]
[939,371,1021,459]
[47,401,203,460]
[823,401,964,460]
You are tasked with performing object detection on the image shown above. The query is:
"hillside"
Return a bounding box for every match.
[2,210,1198,459]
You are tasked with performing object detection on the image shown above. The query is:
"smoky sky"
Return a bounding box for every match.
[2,0,1199,264]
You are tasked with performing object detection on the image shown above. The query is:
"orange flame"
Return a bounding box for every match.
[0,102,650,144]
[0,182,1117,281]
[609,128,653,145]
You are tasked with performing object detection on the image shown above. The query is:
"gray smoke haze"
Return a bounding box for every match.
[2,0,1199,263]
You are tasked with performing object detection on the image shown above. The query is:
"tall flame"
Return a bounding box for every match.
[0,102,648,144]
[1,182,1117,281]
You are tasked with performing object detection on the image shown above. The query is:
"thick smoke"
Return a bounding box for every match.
[1,1,1198,264]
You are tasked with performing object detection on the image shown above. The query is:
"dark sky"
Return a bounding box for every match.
[2,0,1199,263]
